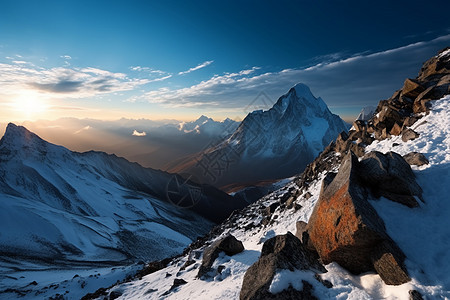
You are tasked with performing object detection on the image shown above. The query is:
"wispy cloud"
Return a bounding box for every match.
[0,62,151,98]
[60,55,72,60]
[74,125,91,134]
[141,35,450,113]
[132,129,146,136]
[178,60,213,75]
[130,66,166,74]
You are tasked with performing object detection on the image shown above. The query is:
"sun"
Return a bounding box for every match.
[12,93,49,120]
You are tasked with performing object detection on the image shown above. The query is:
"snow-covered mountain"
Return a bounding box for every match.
[0,124,247,267]
[178,115,238,136]
[170,83,347,187]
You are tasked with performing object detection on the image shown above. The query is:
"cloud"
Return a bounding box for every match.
[132,129,146,136]
[142,35,450,115]
[130,66,166,74]
[60,55,72,60]
[178,60,213,75]
[0,62,151,99]
[74,125,91,134]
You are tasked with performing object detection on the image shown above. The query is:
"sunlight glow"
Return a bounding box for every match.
[12,93,49,119]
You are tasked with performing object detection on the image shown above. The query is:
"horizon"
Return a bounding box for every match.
[0,0,449,126]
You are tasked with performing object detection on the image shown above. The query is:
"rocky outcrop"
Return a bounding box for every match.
[307,152,410,285]
[197,234,244,278]
[335,48,449,157]
[240,232,324,300]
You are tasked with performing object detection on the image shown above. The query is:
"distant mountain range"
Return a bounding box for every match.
[168,83,348,187]
[0,124,247,266]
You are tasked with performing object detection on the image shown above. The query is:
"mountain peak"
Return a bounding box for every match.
[0,123,45,150]
[292,82,315,99]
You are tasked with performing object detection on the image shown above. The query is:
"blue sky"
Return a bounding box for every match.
[0,0,449,122]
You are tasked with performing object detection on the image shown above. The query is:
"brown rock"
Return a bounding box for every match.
[371,241,409,285]
[403,152,429,166]
[401,78,425,99]
[307,152,410,284]
[390,123,402,136]
[352,120,367,132]
[240,232,323,300]
[403,116,420,127]
[417,48,450,82]
[402,128,420,142]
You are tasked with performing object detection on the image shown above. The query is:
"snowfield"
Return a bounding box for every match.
[107,96,450,299]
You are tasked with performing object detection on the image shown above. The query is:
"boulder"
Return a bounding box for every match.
[240,232,324,300]
[359,151,422,207]
[401,78,425,99]
[402,128,420,142]
[403,152,429,166]
[307,152,410,285]
[389,123,402,136]
[197,234,244,278]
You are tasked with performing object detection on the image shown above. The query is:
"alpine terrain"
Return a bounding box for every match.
[50,48,450,300]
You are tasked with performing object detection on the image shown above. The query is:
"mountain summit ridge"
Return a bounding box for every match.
[171,82,347,187]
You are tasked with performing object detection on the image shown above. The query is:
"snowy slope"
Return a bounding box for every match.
[104,96,450,299]
[174,83,347,187]
[0,124,247,268]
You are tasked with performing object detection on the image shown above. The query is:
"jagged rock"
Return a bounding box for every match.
[390,123,402,136]
[197,234,244,278]
[352,120,367,132]
[377,106,403,131]
[360,151,422,207]
[371,240,410,285]
[402,128,420,142]
[381,128,391,140]
[417,47,450,82]
[349,130,374,146]
[286,196,296,209]
[409,290,424,300]
[403,152,429,166]
[335,131,365,156]
[240,232,324,300]
[295,221,308,243]
[307,152,410,285]
[403,116,420,127]
[401,78,425,99]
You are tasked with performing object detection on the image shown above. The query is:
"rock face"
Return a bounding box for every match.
[307,152,410,285]
[240,232,324,300]
[197,234,244,278]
